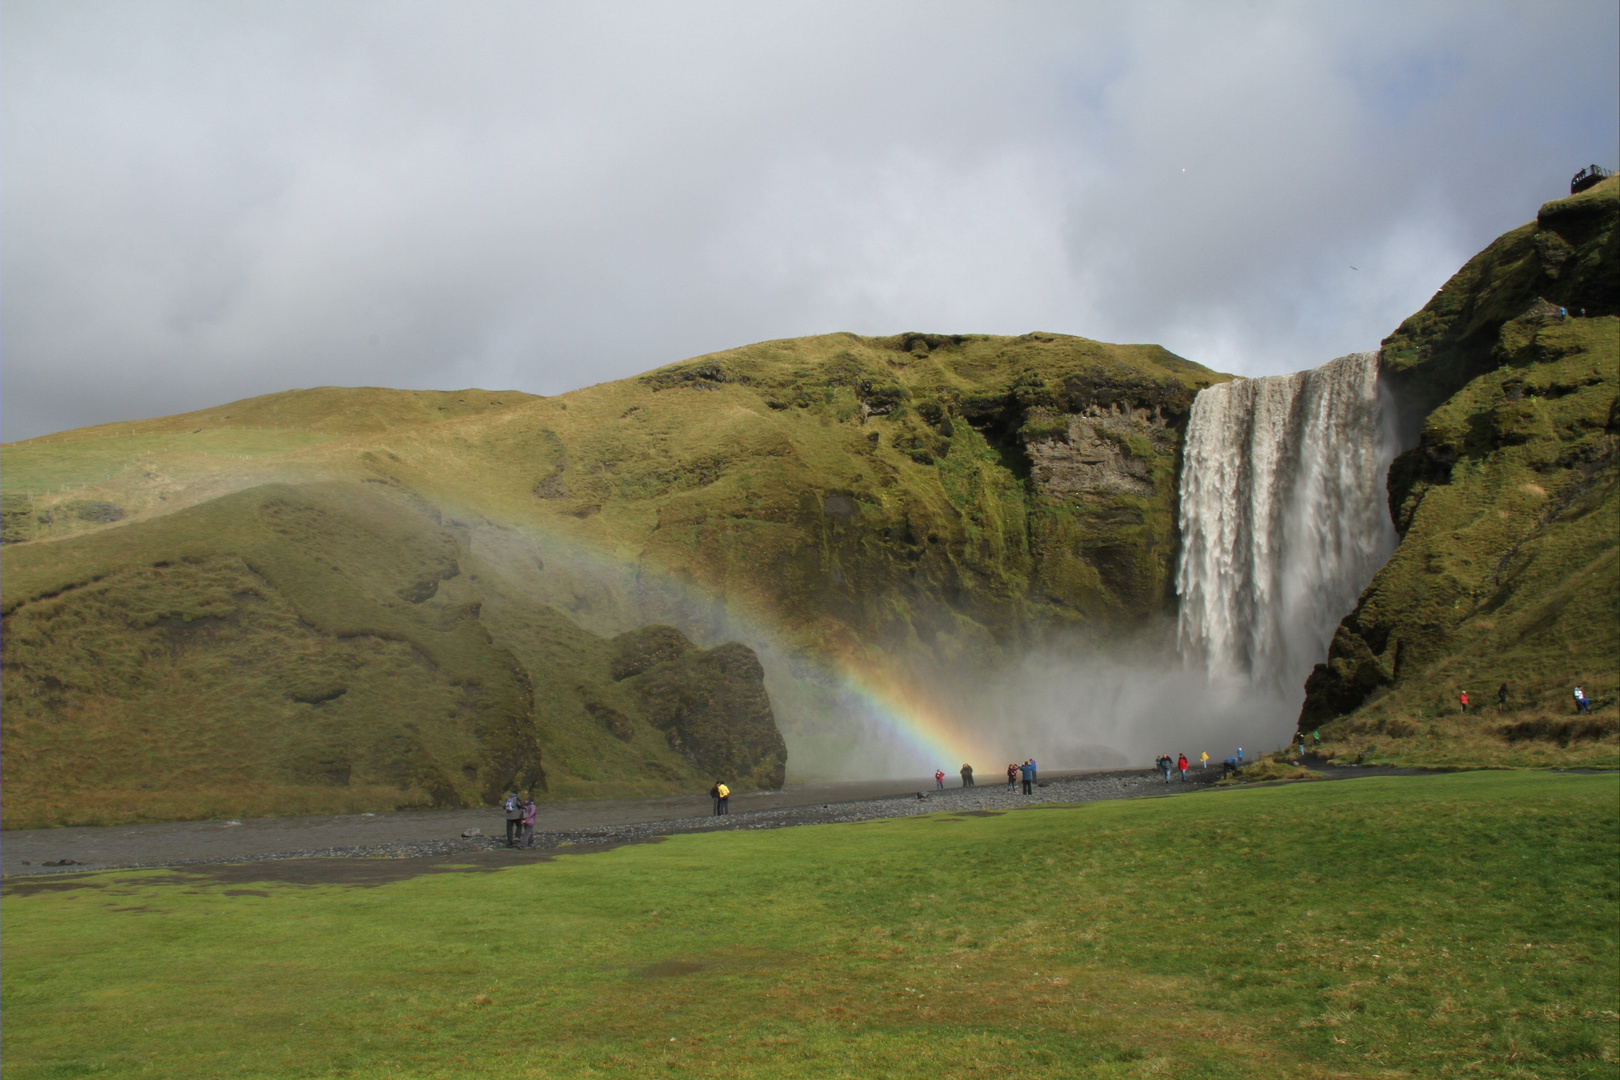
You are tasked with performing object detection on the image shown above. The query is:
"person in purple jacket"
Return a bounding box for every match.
[520,798,537,848]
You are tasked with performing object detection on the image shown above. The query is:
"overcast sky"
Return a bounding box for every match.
[2,2,1616,440]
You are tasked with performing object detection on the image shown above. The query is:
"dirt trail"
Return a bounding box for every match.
[1,762,1435,883]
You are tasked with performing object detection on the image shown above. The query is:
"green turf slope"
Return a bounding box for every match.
[2,772,1614,1078]
[1303,177,1620,768]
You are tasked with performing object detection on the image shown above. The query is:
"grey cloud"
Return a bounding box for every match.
[2,0,1616,439]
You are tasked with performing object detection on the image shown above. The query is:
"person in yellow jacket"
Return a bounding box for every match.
[1200,751,1209,770]
[715,781,730,816]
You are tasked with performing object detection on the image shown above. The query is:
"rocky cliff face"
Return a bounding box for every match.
[1024,404,1172,499]
[1301,177,1619,765]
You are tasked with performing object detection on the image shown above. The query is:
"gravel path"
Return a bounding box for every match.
[1,761,1431,881]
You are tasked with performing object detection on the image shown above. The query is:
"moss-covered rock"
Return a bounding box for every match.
[630,642,787,790]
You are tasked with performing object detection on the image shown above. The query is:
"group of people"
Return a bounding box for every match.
[1460,684,1596,714]
[931,761,1038,793]
[1154,753,1197,782]
[501,792,538,848]
[1007,760,1038,794]
[709,781,731,815]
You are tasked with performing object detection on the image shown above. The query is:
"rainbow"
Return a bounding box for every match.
[828,664,984,773]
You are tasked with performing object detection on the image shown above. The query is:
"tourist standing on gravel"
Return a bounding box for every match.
[960,763,974,788]
[521,798,537,848]
[503,791,524,847]
[1177,753,1189,781]
[716,782,730,815]
[1200,751,1209,770]
[1029,759,1038,786]
[1020,761,1033,795]
[1157,754,1172,783]
[1007,764,1018,791]
[934,769,946,791]
[710,781,723,816]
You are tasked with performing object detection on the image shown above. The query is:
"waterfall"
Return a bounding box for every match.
[1176,350,1398,690]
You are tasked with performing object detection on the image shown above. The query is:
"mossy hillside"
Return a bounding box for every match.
[1302,178,1620,768]
[5,334,1218,650]
[1,333,1221,822]
[7,329,1220,682]
[374,332,1221,663]
[0,483,781,828]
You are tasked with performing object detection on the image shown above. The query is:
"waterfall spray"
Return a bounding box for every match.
[1176,351,1398,691]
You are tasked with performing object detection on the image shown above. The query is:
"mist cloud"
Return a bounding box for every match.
[3,0,1616,439]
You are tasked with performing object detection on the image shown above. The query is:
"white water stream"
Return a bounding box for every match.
[1176,350,1399,691]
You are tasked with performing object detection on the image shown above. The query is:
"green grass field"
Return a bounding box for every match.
[3,772,1615,1078]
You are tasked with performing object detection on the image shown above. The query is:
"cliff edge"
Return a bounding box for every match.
[1303,176,1619,767]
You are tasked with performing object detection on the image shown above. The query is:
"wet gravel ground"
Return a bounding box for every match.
[2,761,1430,879]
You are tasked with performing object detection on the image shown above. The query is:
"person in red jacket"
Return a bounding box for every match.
[1460,690,1469,714]
[1177,753,1189,781]
[934,768,945,791]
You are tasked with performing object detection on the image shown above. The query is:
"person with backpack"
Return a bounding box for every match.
[503,791,524,847]
[715,781,730,815]
[520,798,537,848]
[1028,759,1038,786]
[1156,754,1172,783]
[1177,753,1189,781]
[934,768,946,791]
[1020,761,1033,795]
[1222,756,1238,778]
